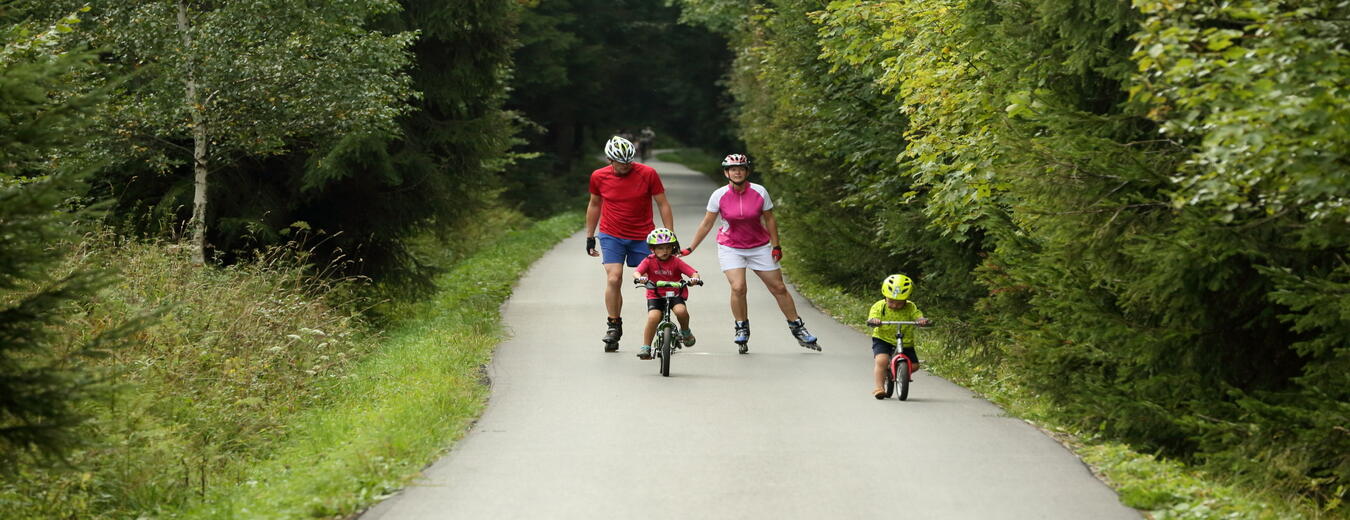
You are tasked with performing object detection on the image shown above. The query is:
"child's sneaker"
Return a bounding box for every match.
[681,329,696,347]
[873,388,887,400]
[636,345,652,360]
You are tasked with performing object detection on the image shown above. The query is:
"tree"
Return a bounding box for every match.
[0,7,139,467]
[31,0,415,264]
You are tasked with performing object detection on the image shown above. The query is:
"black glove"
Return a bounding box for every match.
[586,236,597,255]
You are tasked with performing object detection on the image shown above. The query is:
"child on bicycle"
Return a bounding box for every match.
[633,228,703,360]
[866,274,932,399]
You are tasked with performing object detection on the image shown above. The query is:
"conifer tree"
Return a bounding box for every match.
[0,9,139,467]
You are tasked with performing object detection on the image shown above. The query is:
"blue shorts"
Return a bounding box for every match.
[598,232,650,267]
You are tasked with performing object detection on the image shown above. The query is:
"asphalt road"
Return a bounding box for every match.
[363,158,1140,519]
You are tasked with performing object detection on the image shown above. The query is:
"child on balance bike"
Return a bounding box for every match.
[866,274,932,399]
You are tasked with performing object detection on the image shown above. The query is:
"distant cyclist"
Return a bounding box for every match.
[638,126,656,161]
[586,136,675,352]
[682,154,819,353]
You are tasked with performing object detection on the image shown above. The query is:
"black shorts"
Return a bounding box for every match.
[872,337,897,356]
[873,337,919,364]
[647,297,686,312]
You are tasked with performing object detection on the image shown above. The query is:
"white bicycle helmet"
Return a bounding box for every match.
[605,136,636,163]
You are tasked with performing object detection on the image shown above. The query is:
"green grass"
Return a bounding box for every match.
[183,211,583,518]
[0,210,582,519]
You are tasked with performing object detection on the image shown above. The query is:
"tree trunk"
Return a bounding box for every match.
[177,0,209,265]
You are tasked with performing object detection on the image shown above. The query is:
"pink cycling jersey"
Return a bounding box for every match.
[706,183,774,249]
[635,255,698,299]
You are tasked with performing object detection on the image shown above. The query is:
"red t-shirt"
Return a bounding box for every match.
[635,255,698,299]
[589,162,665,240]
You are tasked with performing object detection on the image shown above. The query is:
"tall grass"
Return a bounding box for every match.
[2,233,375,518]
[0,210,582,519]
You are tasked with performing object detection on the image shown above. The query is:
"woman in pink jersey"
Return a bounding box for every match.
[682,154,820,354]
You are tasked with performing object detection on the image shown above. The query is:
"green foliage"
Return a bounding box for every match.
[17,0,529,288]
[682,0,1349,511]
[0,235,378,517]
[0,8,141,466]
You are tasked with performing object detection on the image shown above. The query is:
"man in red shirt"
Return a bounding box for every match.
[585,136,675,352]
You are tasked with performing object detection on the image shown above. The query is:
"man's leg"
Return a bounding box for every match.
[603,262,625,318]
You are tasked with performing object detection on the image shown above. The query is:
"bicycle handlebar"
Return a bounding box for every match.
[634,279,702,290]
[870,320,932,327]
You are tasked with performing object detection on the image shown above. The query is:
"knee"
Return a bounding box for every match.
[606,272,624,285]
[730,283,748,296]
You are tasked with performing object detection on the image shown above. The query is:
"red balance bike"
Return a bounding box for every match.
[872,320,929,400]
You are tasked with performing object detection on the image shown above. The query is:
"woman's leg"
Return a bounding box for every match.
[725,268,749,321]
[752,268,799,320]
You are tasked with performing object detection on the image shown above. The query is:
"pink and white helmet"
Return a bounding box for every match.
[721,153,750,169]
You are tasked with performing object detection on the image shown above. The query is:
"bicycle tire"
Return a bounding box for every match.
[896,356,910,401]
[658,327,673,377]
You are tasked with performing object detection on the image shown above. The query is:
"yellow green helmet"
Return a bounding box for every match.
[881,274,913,300]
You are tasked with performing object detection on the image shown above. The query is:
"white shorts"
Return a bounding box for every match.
[717,243,779,272]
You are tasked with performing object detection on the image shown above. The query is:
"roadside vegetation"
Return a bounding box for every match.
[0,211,580,518]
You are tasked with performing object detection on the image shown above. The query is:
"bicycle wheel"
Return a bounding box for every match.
[884,364,897,398]
[896,356,911,401]
[658,327,673,377]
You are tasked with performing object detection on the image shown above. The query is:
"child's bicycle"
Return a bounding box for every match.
[871,320,928,400]
[635,279,701,377]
